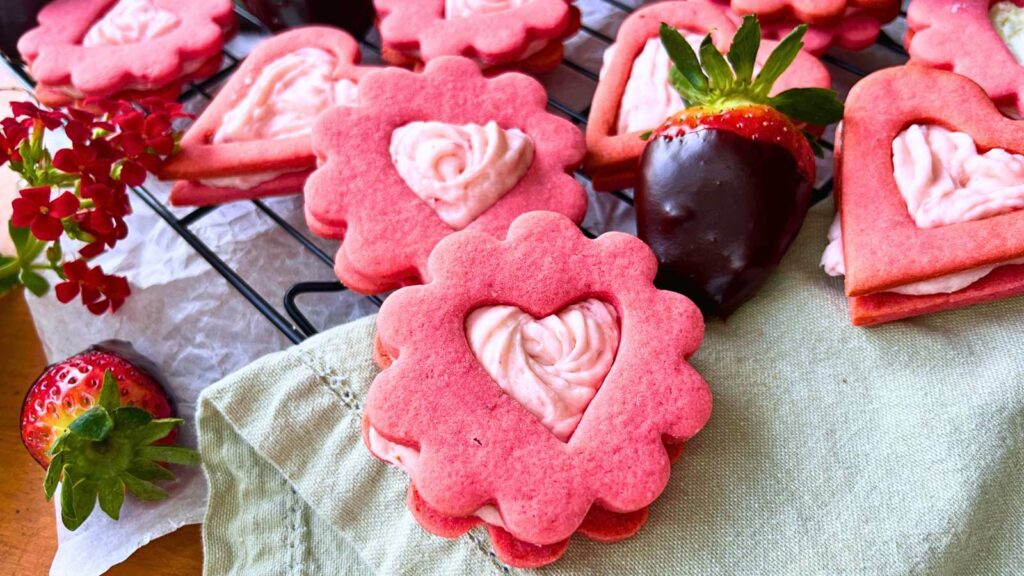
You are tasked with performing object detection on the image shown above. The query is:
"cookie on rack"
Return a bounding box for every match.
[304,56,588,294]
[374,0,580,73]
[17,0,235,107]
[365,210,712,568]
[159,27,375,206]
[906,0,1024,117]
[715,0,901,54]
[822,65,1024,325]
[586,0,832,191]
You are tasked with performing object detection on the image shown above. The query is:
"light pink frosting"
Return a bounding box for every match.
[893,124,1024,228]
[821,214,1024,295]
[81,0,181,48]
[601,31,705,135]
[464,299,620,442]
[445,0,534,19]
[389,120,534,229]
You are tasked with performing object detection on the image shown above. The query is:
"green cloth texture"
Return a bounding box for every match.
[197,204,1024,575]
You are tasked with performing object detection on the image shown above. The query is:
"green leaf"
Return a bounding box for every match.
[114,406,152,430]
[699,35,734,92]
[128,418,183,446]
[44,454,64,501]
[127,458,176,482]
[769,87,845,126]
[71,479,97,528]
[60,476,81,530]
[753,24,806,96]
[667,66,700,104]
[139,446,200,466]
[122,473,169,502]
[804,130,826,158]
[728,15,761,83]
[47,433,68,457]
[660,23,707,94]
[97,478,126,521]
[99,370,121,412]
[68,407,114,442]
[0,256,15,267]
[9,223,29,256]
[19,269,49,297]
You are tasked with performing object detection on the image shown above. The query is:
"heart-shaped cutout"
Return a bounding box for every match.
[839,65,1024,296]
[390,120,534,230]
[465,299,620,442]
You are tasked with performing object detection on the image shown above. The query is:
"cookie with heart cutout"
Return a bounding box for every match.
[585,0,832,191]
[158,26,376,207]
[822,65,1024,325]
[363,211,712,568]
[374,0,580,73]
[17,0,235,105]
[907,0,1024,117]
[303,56,588,294]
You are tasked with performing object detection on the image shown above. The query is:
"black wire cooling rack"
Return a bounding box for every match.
[0,1,910,346]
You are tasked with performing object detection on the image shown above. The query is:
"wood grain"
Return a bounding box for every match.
[0,293,204,576]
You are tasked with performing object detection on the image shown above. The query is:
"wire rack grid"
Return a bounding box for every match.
[0,0,910,346]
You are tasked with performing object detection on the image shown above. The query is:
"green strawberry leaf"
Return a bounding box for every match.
[97,478,126,521]
[71,479,97,529]
[769,87,845,126]
[660,23,707,93]
[700,34,734,91]
[139,446,201,466]
[59,469,84,530]
[728,15,760,83]
[44,454,64,501]
[99,370,121,412]
[668,66,701,104]
[753,24,806,97]
[128,418,183,445]
[122,473,169,502]
[804,130,826,158]
[68,407,114,442]
[114,406,153,430]
[127,458,176,482]
[19,269,49,297]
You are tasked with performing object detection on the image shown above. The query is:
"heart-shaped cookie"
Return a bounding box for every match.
[466,299,620,442]
[839,66,1024,297]
[907,0,1024,116]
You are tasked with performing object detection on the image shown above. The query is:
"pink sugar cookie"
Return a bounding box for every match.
[585,0,832,191]
[364,211,712,568]
[906,0,1024,116]
[837,65,1024,324]
[374,0,578,72]
[18,0,234,101]
[159,27,376,206]
[304,57,587,294]
[727,0,896,25]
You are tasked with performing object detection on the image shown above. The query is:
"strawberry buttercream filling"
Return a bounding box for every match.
[81,0,181,48]
[389,120,534,229]
[445,0,534,19]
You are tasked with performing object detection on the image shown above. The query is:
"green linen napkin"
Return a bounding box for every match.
[197,203,1024,575]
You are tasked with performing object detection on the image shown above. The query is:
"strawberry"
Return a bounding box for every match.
[636,17,843,316]
[19,343,198,531]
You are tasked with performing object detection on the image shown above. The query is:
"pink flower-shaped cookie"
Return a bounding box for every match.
[304,57,587,294]
[374,0,579,72]
[907,0,1024,116]
[727,0,895,25]
[365,211,713,568]
[18,0,234,104]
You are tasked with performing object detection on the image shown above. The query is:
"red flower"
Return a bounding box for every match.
[10,101,65,130]
[11,186,80,241]
[55,259,131,314]
[52,142,113,181]
[0,118,29,165]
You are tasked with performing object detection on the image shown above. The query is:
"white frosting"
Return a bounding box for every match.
[200,170,290,190]
[992,1,1024,64]
[213,48,359,144]
[82,0,181,48]
[445,0,533,19]
[389,121,533,229]
[820,214,1024,295]
[601,31,705,135]
[465,300,619,442]
[893,124,1024,228]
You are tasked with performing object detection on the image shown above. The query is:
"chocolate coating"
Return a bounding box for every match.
[635,129,812,317]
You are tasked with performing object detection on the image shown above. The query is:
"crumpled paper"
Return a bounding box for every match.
[20,4,909,575]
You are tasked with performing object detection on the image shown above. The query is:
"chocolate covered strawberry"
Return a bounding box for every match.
[636,17,843,316]
[20,344,198,530]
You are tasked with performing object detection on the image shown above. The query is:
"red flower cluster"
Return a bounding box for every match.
[3,98,187,314]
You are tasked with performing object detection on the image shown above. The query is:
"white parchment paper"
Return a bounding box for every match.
[21,4,909,574]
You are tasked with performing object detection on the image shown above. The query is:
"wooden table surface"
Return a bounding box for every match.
[0,293,205,576]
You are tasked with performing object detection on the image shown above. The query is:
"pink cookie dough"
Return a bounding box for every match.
[364,211,712,567]
[907,0,1024,116]
[18,0,234,103]
[304,57,587,294]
